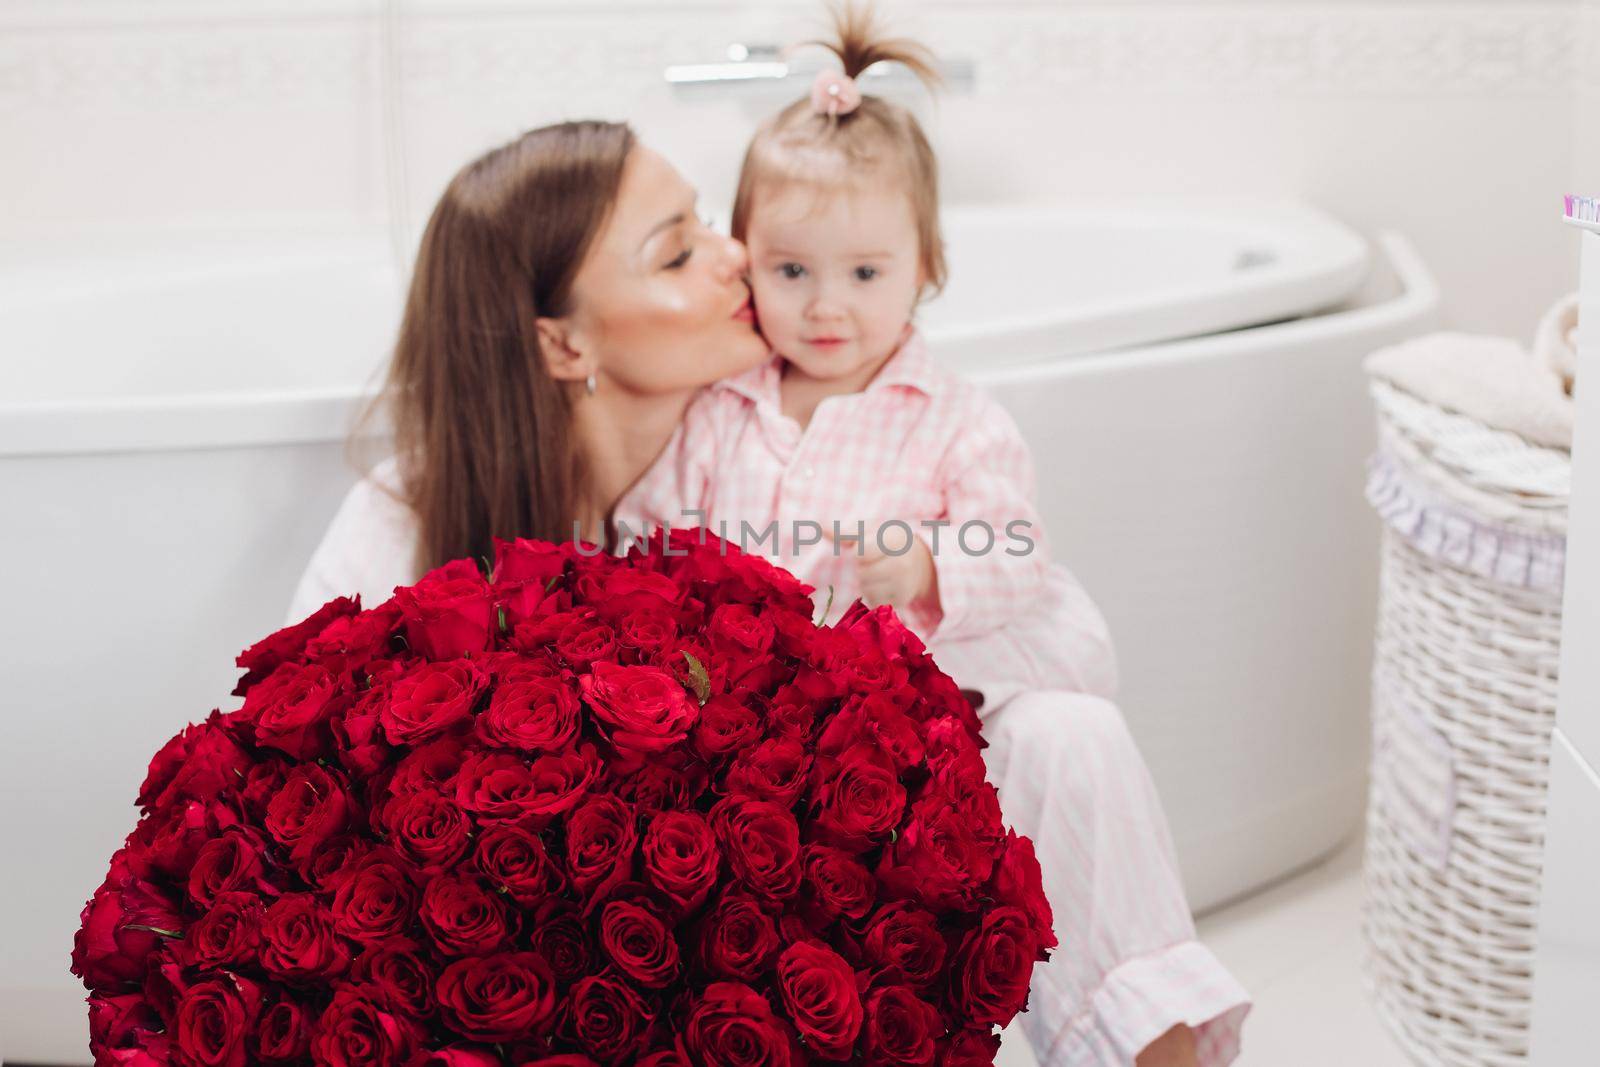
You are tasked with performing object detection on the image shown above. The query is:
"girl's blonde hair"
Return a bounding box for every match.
[730,3,946,295]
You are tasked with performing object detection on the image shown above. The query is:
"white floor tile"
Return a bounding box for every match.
[996,832,1412,1066]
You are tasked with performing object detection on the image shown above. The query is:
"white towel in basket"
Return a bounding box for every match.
[1364,330,1574,450]
[1532,291,1580,396]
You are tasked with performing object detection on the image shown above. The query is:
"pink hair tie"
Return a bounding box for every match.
[810,68,862,117]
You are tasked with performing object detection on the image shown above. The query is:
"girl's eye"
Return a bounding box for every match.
[855,266,878,281]
[665,247,693,270]
[779,263,806,280]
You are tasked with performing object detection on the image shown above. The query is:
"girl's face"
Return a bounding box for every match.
[557,146,766,395]
[744,181,924,382]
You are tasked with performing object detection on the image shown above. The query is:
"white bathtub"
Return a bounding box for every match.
[0,203,1438,1062]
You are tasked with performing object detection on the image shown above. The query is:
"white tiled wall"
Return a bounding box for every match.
[0,0,1591,337]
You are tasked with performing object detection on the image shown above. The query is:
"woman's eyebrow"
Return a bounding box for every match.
[638,213,686,250]
[637,194,700,251]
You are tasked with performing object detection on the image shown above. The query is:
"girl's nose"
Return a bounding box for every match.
[805,282,844,320]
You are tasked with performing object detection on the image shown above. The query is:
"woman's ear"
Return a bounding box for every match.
[535,315,593,384]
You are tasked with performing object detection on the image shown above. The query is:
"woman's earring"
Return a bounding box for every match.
[585,372,597,396]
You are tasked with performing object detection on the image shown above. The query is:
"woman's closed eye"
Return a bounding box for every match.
[664,245,693,270]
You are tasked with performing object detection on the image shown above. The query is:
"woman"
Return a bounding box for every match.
[291,121,1247,1067]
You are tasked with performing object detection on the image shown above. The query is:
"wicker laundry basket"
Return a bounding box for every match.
[1362,380,1569,1066]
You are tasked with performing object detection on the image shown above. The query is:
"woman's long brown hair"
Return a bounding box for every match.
[357,120,635,576]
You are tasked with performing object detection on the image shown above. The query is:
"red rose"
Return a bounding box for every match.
[681,982,800,1067]
[862,901,947,988]
[180,891,262,970]
[395,558,494,660]
[724,735,812,807]
[71,850,182,988]
[696,892,780,982]
[492,536,569,622]
[594,569,681,619]
[565,794,638,900]
[331,853,419,944]
[991,830,1057,953]
[863,985,942,1065]
[388,733,471,795]
[877,795,993,912]
[708,602,775,658]
[303,834,374,893]
[548,612,618,668]
[184,828,274,907]
[690,696,762,763]
[808,745,906,853]
[567,972,655,1064]
[636,1051,691,1067]
[473,824,565,905]
[234,594,360,695]
[579,663,698,756]
[953,907,1038,1026]
[642,810,719,912]
[382,659,488,745]
[818,692,925,772]
[618,753,706,813]
[436,952,558,1042]
[303,599,404,679]
[528,898,593,984]
[259,893,350,980]
[455,746,597,827]
[420,873,515,956]
[242,662,341,760]
[252,997,312,1063]
[383,789,473,873]
[518,1057,601,1067]
[476,674,580,752]
[599,895,679,988]
[264,764,351,865]
[617,606,679,655]
[836,601,925,658]
[239,759,291,821]
[351,938,436,1018]
[775,940,864,1058]
[710,798,801,900]
[332,686,391,776]
[174,975,261,1067]
[136,724,199,809]
[130,798,216,880]
[938,1027,1001,1067]
[89,992,159,1060]
[800,844,876,926]
[311,984,422,1067]
[159,713,253,807]
[420,1047,503,1067]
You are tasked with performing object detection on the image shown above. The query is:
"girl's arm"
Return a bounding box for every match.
[920,393,1054,642]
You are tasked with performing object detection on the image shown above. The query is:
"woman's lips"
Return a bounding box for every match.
[731,291,756,324]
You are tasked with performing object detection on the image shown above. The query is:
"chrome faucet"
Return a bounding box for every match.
[666,44,974,94]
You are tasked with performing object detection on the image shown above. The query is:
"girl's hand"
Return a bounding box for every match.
[853,532,938,611]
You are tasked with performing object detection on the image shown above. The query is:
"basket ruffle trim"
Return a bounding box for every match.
[1366,450,1567,592]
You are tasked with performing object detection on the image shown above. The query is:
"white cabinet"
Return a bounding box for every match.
[1530,217,1600,1062]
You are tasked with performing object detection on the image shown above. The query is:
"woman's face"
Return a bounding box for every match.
[558,146,768,395]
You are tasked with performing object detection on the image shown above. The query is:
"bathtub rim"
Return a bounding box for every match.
[0,231,1435,460]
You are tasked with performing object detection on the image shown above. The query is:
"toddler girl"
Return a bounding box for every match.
[618,8,1249,1065]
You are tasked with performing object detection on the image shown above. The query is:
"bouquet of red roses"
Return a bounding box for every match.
[72,530,1055,1066]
